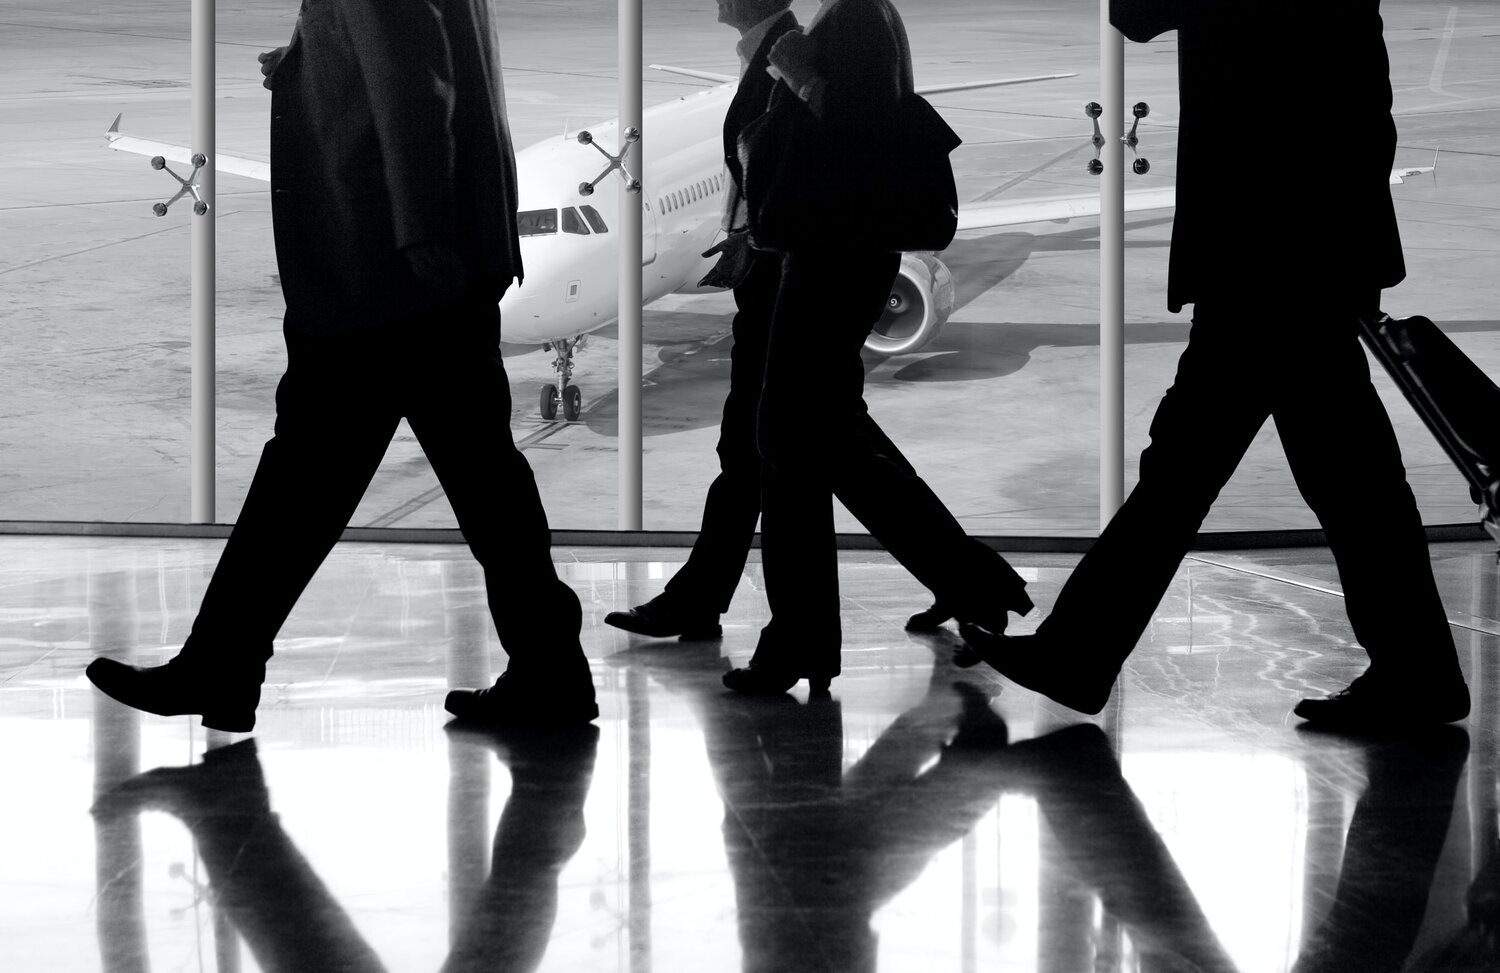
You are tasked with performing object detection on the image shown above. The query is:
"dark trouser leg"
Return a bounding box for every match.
[755,249,1027,674]
[186,327,398,661]
[754,250,900,670]
[1272,310,1461,682]
[663,249,780,613]
[404,303,586,682]
[832,413,1031,620]
[1037,307,1272,667]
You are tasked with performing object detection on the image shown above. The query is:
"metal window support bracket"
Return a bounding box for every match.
[150,153,210,216]
[576,127,642,196]
[1085,101,1151,175]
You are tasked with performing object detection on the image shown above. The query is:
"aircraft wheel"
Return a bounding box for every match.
[540,383,559,420]
[563,385,582,422]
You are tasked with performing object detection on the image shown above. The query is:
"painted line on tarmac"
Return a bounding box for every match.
[0,222,182,276]
[360,417,574,528]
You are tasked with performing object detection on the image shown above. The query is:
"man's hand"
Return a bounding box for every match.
[258,47,289,90]
[698,231,755,289]
[766,28,816,90]
[403,243,468,302]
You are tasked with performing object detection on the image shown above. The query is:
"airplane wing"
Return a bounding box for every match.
[649,64,1080,95]
[959,157,1430,230]
[105,114,270,182]
[956,187,1177,232]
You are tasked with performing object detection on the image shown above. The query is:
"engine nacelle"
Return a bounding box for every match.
[863,252,955,356]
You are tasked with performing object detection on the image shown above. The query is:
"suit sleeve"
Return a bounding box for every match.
[815,4,902,139]
[340,0,458,251]
[1109,0,1190,42]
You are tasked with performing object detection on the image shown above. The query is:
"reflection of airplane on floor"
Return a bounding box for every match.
[106,72,1434,420]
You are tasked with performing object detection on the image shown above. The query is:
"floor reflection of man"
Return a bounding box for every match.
[93,739,390,973]
[1292,727,1469,973]
[611,643,1236,972]
[439,725,600,973]
[91,728,599,973]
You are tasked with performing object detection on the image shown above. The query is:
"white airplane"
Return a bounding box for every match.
[106,71,1433,420]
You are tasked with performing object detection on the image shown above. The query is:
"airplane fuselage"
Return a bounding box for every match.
[500,81,739,345]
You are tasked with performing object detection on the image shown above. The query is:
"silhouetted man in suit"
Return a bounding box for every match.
[604,0,800,642]
[722,0,1034,695]
[959,0,1469,730]
[86,0,597,730]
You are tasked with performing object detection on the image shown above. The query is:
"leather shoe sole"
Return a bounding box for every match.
[604,608,722,641]
[722,665,831,697]
[904,602,954,632]
[954,627,1115,716]
[445,675,599,727]
[1293,677,1469,730]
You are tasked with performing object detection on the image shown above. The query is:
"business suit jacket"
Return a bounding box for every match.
[1110,0,1403,311]
[722,10,801,231]
[741,0,913,228]
[268,0,523,334]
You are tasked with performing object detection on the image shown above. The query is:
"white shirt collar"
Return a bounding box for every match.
[736,10,790,75]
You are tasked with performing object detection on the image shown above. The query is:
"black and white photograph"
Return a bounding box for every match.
[3,1,1500,970]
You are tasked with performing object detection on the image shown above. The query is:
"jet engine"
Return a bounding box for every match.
[863,252,955,357]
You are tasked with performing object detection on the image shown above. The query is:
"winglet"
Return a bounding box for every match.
[107,112,122,137]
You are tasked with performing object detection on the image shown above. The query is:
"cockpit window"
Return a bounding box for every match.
[580,204,609,233]
[517,208,558,236]
[561,207,590,235]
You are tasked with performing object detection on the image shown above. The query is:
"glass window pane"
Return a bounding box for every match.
[518,208,559,236]
[1123,2,1500,533]
[580,204,609,233]
[622,2,1103,536]
[561,207,590,235]
[18,3,1488,537]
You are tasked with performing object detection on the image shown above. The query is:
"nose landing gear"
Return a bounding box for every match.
[540,336,586,421]
[539,382,583,422]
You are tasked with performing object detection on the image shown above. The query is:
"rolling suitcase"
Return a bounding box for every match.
[1359,313,1500,544]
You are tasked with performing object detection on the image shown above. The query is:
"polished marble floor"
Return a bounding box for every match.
[3,535,1500,972]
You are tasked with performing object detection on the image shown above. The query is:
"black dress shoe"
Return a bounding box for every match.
[954,627,1116,716]
[1293,671,1470,730]
[909,587,1036,635]
[86,653,266,732]
[905,602,954,632]
[445,672,599,726]
[721,664,831,697]
[604,596,722,640]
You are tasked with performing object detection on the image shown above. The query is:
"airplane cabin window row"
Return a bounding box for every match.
[658,173,725,215]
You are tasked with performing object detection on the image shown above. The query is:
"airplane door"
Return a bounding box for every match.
[641,195,657,265]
